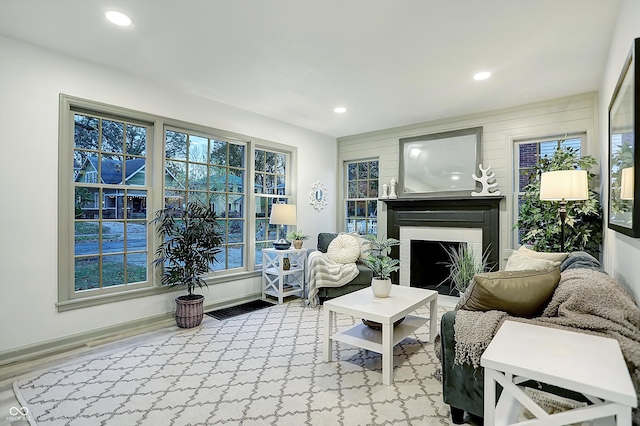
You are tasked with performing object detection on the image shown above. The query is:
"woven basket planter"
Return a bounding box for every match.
[175,295,205,328]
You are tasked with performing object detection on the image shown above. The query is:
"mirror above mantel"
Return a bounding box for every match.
[398,127,482,198]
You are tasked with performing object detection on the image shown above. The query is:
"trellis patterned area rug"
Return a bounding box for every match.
[14,302,452,426]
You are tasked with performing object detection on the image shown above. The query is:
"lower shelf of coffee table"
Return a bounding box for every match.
[329,314,428,354]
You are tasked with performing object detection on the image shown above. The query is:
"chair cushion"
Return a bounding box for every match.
[458,268,561,317]
[326,234,361,264]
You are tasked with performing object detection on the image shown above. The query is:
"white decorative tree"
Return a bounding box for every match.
[471,164,501,196]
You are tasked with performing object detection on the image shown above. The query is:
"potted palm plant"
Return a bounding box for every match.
[361,234,400,298]
[152,201,223,328]
[286,230,310,249]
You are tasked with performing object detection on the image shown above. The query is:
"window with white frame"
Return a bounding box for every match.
[254,148,290,266]
[513,134,584,244]
[345,159,379,235]
[59,96,294,309]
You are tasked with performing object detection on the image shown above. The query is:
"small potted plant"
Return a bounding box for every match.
[361,234,400,298]
[440,243,490,296]
[286,230,310,249]
[152,201,223,328]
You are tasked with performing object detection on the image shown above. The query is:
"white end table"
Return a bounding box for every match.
[481,320,636,426]
[262,248,307,304]
[323,285,438,385]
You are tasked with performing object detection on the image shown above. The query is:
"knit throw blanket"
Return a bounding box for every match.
[307,251,359,307]
[455,268,640,410]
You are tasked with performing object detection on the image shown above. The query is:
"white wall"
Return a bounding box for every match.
[0,36,337,354]
[599,0,640,301]
[337,92,599,266]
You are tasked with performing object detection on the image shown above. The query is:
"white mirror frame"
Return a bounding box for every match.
[309,181,327,211]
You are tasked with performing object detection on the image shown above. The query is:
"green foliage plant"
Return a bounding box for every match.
[286,230,310,241]
[440,244,490,294]
[361,234,401,280]
[516,146,602,256]
[152,201,223,299]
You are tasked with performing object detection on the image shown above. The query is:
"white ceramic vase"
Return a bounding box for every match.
[371,278,392,298]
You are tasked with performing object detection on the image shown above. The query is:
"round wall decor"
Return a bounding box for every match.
[310,181,327,211]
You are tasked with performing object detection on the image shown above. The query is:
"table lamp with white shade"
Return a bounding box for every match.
[269,203,296,249]
[620,167,635,200]
[539,170,589,252]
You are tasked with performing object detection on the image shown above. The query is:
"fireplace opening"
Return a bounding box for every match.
[410,240,464,295]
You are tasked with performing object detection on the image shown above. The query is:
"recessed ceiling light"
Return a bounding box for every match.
[334,107,347,113]
[106,11,132,27]
[473,71,491,81]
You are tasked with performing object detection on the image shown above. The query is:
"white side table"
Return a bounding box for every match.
[262,248,307,304]
[481,320,636,426]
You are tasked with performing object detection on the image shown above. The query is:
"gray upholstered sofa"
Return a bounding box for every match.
[439,251,638,424]
[315,232,373,303]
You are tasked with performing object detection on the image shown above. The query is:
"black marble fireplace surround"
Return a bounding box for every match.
[383,196,504,287]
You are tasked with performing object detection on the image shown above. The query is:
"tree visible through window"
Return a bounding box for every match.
[345,159,379,235]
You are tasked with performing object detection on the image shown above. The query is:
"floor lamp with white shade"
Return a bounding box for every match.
[539,170,589,252]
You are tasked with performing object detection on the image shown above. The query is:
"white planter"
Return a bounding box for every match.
[371,278,392,298]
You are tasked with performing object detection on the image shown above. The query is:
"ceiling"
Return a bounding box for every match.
[0,0,621,138]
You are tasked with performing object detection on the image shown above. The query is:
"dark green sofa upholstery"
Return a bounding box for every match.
[440,252,604,423]
[441,310,484,423]
[315,233,373,303]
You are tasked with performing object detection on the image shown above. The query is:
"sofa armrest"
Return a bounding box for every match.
[441,310,485,418]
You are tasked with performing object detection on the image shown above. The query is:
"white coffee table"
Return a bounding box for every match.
[481,320,636,426]
[323,285,438,385]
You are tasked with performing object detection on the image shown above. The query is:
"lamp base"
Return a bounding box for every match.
[273,239,291,250]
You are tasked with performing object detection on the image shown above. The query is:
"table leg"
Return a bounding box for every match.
[382,322,393,385]
[616,406,631,426]
[429,296,438,342]
[484,368,496,426]
[323,308,333,362]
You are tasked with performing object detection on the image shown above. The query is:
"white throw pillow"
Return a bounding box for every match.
[327,234,361,264]
[348,232,371,261]
[505,251,561,272]
[518,245,569,263]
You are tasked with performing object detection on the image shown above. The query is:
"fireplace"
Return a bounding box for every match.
[410,240,463,295]
[383,196,503,288]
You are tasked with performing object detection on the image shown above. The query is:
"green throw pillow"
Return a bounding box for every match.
[458,268,561,317]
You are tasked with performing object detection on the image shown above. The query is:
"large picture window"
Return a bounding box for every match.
[59,96,294,310]
[345,159,379,235]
